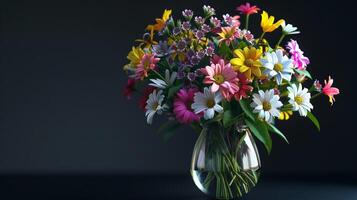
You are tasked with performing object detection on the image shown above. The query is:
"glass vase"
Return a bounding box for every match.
[190,121,261,199]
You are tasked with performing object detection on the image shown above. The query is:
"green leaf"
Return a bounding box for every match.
[295,69,312,79]
[268,124,289,144]
[223,110,241,128]
[244,117,272,154]
[239,99,255,121]
[157,121,181,141]
[307,112,320,132]
[167,84,183,98]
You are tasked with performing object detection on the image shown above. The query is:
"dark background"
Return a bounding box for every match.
[1,0,356,182]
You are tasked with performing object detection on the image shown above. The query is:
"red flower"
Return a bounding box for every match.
[123,79,136,99]
[138,86,155,110]
[237,3,260,15]
[234,73,253,101]
[322,76,340,105]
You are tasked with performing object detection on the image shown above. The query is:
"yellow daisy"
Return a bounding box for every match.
[230,47,263,80]
[124,46,144,70]
[260,11,285,33]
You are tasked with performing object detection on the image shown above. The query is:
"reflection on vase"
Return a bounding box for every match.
[191,121,261,199]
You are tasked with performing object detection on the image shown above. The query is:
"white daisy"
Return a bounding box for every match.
[261,49,294,85]
[149,69,177,89]
[287,83,313,117]
[145,90,167,124]
[191,87,223,120]
[251,89,283,122]
[281,22,300,35]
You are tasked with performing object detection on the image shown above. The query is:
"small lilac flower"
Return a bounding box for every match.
[205,46,215,56]
[182,9,194,20]
[186,49,195,58]
[152,41,173,57]
[201,24,211,33]
[210,17,221,28]
[203,5,215,17]
[195,30,205,40]
[190,56,200,65]
[223,14,240,27]
[194,16,205,25]
[313,80,322,92]
[182,21,191,31]
[196,50,206,59]
[173,27,181,35]
[187,72,196,81]
[177,70,186,79]
[239,29,254,42]
[177,40,187,51]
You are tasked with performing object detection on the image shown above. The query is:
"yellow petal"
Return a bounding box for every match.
[239,65,250,73]
[230,58,244,66]
[244,69,252,80]
[233,49,245,59]
[261,11,268,28]
[251,66,261,77]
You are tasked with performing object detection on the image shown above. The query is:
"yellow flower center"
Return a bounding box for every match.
[206,99,215,108]
[274,63,283,72]
[295,96,303,105]
[152,102,159,110]
[213,74,225,84]
[262,101,272,111]
[143,59,151,69]
[244,59,255,68]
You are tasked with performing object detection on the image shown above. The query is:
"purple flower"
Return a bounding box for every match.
[210,17,221,28]
[190,56,200,65]
[177,70,186,79]
[173,27,181,35]
[203,5,215,17]
[194,16,205,25]
[195,30,205,40]
[223,14,240,27]
[177,40,187,51]
[187,72,196,81]
[205,46,215,56]
[182,9,194,20]
[201,24,211,33]
[152,41,173,57]
[196,50,206,59]
[286,39,310,70]
[182,21,191,31]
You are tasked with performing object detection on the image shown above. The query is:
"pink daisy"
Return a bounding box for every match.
[134,53,160,80]
[217,26,240,45]
[236,3,260,15]
[234,73,253,101]
[201,59,239,99]
[173,88,201,123]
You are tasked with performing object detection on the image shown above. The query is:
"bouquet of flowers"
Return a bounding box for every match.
[123,3,340,199]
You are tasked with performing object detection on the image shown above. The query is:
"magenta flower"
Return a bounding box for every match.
[286,39,310,70]
[201,59,239,99]
[322,76,340,105]
[173,88,201,123]
[237,3,260,15]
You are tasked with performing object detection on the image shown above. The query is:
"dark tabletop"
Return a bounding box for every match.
[0,174,356,200]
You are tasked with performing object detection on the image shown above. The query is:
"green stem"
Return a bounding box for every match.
[258,32,266,45]
[245,15,250,30]
[151,69,165,80]
[311,92,322,100]
[275,34,286,49]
